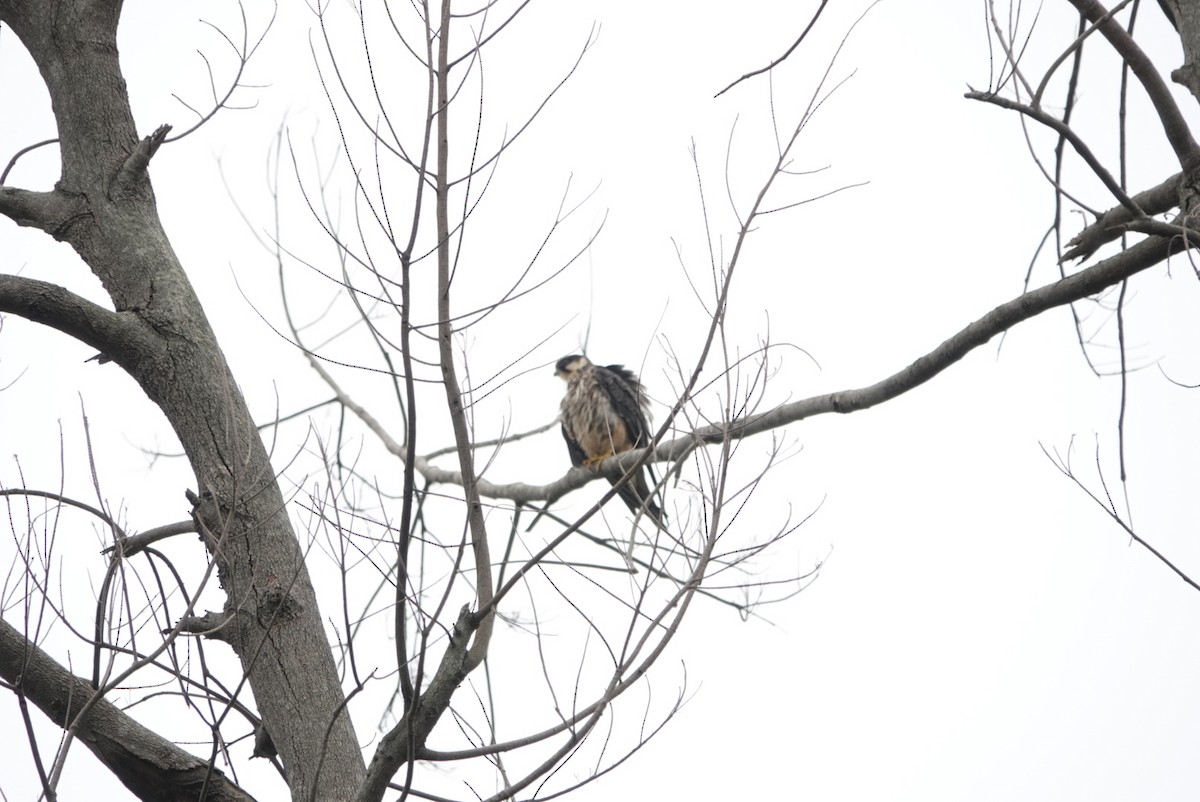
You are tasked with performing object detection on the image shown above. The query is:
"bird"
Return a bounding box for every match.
[555,354,664,524]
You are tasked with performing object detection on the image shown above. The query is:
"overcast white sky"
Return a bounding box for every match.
[2,1,1199,800]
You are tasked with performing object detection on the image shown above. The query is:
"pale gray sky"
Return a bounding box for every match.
[2,1,1197,800]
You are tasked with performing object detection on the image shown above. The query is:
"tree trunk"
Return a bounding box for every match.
[0,2,365,799]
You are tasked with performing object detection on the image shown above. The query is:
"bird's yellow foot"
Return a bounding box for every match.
[583,450,615,470]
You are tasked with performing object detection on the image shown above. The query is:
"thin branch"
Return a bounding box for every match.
[1043,443,1199,591]
[966,90,1143,215]
[0,138,59,185]
[714,0,831,97]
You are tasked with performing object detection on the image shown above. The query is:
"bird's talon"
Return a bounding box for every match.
[583,451,614,470]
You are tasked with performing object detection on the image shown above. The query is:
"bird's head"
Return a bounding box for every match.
[554,354,590,381]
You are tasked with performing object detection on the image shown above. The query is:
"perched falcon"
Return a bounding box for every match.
[555,354,663,523]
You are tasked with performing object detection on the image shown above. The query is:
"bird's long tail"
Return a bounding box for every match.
[610,466,664,526]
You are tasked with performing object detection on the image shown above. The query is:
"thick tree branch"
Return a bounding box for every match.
[356,606,475,802]
[0,1,135,192]
[398,231,1190,508]
[1165,0,1200,101]
[1068,0,1200,174]
[1062,171,1182,262]
[113,124,172,197]
[682,230,1185,442]
[0,186,86,234]
[0,274,154,362]
[109,520,198,558]
[0,616,256,802]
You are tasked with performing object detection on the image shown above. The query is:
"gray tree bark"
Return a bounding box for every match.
[0,617,256,801]
[0,2,365,800]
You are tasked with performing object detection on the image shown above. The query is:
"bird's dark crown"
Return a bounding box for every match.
[554,354,589,377]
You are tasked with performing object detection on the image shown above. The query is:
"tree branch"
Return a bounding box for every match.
[0,186,86,234]
[0,275,153,362]
[682,230,1185,442]
[1,4,368,796]
[966,90,1142,214]
[113,124,172,197]
[1068,0,1200,173]
[1062,171,1182,262]
[431,1,494,676]
[0,616,256,802]
[403,230,1191,506]
[107,520,198,558]
[0,138,58,185]
[356,606,474,802]
[713,0,831,97]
